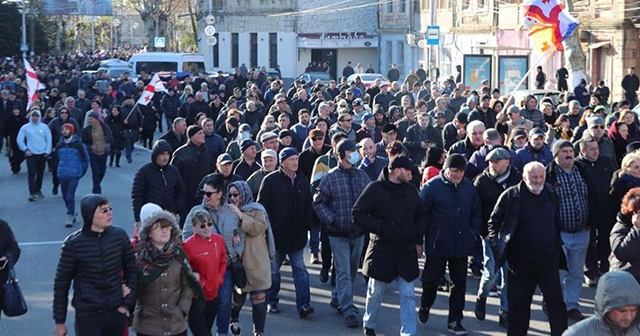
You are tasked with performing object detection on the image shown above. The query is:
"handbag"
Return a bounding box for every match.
[211,216,247,288]
[2,256,27,317]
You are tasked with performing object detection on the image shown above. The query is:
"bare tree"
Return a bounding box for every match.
[562,0,587,89]
[125,0,183,51]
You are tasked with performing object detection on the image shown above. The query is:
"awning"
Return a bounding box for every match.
[588,41,611,49]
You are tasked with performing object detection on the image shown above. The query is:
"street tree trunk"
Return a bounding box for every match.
[562,0,587,89]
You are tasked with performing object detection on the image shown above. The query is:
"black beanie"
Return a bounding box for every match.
[443,153,466,170]
[187,125,202,139]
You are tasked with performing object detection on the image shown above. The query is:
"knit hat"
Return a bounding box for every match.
[278,129,292,140]
[187,125,202,139]
[260,131,278,143]
[138,204,180,242]
[139,203,162,228]
[88,111,100,120]
[61,123,75,134]
[239,123,251,133]
[454,112,468,124]
[552,139,574,157]
[587,116,605,129]
[627,141,640,154]
[240,139,256,152]
[279,147,298,163]
[362,112,374,122]
[443,153,466,170]
[388,156,413,170]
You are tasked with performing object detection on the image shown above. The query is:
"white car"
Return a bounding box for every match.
[347,73,390,89]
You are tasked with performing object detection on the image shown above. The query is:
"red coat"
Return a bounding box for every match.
[182,233,227,301]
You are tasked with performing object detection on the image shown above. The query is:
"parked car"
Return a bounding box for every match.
[347,73,390,89]
[295,72,333,86]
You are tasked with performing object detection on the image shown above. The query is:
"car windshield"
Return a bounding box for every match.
[349,74,386,82]
[183,62,206,75]
[308,72,332,81]
[136,61,177,75]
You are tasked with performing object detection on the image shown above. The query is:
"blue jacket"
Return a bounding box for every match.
[420,170,481,258]
[55,135,89,179]
[515,143,553,171]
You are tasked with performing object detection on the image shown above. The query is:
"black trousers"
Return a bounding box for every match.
[26,154,47,194]
[188,298,219,336]
[421,256,467,322]
[507,259,567,336]
[74,309,127,336]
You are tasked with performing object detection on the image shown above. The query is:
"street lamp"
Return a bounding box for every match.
[1,0,28,57]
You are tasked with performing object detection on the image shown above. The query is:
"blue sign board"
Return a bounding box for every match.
[426,26,440,46]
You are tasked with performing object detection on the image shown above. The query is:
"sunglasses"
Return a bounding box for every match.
[312,137,324,141]
[342,119,353,122]
[197,221,213,229]
[591,125,605,129]
[200,190,221,198]
[227,193,240,198]
[60,111,69,114]
[98,205,112,213]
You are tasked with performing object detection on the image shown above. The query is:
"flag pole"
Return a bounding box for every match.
[124,102,140,124]
[505,47,555,107]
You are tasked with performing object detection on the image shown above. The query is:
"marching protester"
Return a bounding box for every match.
[17,109,52,201]
[81,112,113,194]
[0,219,20,319]
[55,123,89,227]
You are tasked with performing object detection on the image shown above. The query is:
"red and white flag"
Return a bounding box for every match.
[23,58,44,111]
[136,73,167,106]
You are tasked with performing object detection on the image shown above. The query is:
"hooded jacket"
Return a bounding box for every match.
[131,140,186,222]
[53,194,138,323]
[17,110,52,155]
[563,271,640,336]
[170,140,216,209]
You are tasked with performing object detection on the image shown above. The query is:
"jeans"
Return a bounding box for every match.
[124,137,134,162]
[26,154,47,193]
[216,269,233,336]
[477,239,508,312]
[89,152,107,194]
[560,229,590,310]
[329,235,364,317]
[363,276,416,336]
[421,256,467,322]
[59,178,80,215]
[508,259,567,336]
[309,228,320,254]
[267,248,311,312]
[74,309,127,336]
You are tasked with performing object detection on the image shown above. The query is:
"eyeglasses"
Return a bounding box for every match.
[60,111,69,114]
[200,190,221,198]
[312,137,324,141]
[197,221,213,229]
[591,125,605,129]
[98,205,112,213]
[341,119,353,122]
[227,193,240,198]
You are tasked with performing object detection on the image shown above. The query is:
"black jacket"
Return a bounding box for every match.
[159,130,187,153]
[131,140,186,222]
[576,155,616,231]
[610,212,640,282]
[473,167,522,237]
[0,219,20,287]
[545,160,599,230]
[258,169,313,252]
[487,182,567,269]
[403,124,443,163]
[170,142,215,208]
[353,168,426,283]
[53,195,137,323]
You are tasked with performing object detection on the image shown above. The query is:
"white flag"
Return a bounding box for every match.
[23,58,44,111]
[137,73,166,106]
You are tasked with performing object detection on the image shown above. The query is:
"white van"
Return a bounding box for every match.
[128,52,206,79]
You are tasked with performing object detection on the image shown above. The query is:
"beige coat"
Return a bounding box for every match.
[239,208,272,292]
[132,260,193,335]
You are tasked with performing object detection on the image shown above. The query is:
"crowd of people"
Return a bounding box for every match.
[4,52,640,336]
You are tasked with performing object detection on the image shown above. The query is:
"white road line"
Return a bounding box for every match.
[20,241,64,246]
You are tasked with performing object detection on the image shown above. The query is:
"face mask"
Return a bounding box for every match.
[242,131,250,139]
[348,151,360,165]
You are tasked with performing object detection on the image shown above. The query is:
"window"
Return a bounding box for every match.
[386,0,393,12]
[386,41,393,67]
[462,0,470,10]
[250,33,258,68]
[231,33,239,68]
[135,61,177,74]
[397,41,405,71]
[400,0,406,12]
[213,33,219,68]
[269,33,278,69]
[478,0,486,8]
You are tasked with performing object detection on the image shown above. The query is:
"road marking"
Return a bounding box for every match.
[20,240,64,246]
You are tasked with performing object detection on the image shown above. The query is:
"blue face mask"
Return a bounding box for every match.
[348,151,360,165]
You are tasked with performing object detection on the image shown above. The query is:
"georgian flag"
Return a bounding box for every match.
[23,58,44,111]
[136,73,168,106]
[522,0,579,52]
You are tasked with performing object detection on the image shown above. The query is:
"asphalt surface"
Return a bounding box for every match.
[0,135,596,335]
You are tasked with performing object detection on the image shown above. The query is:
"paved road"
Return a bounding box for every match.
[0,137,596,335]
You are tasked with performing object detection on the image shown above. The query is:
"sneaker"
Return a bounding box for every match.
[567,308,586,321]
[345,314,359,328]
[28,194,36,202]
[229,320,241,336]
[298,304,314,318]
[418,305,430,324]
[35,191,45,199]
[470,265,482,279]
[584,274,599,287]
[319,268,329,283]
[363,327,376,336]
[310,253,321,265]
[330,297,341,314]
[65,214,74,228]
[498,310,509,328]
[447,320,468,335]
[267,303,280,314]
[474,297,486,321]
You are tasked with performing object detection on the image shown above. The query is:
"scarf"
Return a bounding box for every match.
[230,180,277,260]
[621,172,640,189]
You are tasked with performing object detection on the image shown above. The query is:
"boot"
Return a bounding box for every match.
[115,152,122,167]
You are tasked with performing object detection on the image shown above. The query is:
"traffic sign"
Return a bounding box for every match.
[207,36,217,46]
[204,25,216,37]
[154,36,166,48]
[205,14,216,25]
[426,26,440,46]
[417,40,427,48]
